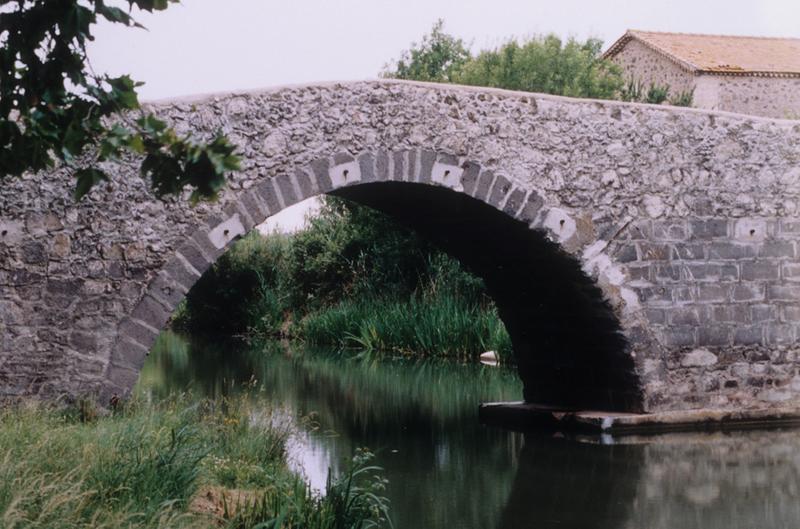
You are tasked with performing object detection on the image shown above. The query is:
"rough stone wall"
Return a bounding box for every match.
[611,215,800,410]
[1,80,799,413]
[714,76,800,119]
[609,39,696,95]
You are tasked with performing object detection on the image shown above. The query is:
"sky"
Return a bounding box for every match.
[88,0,800,101]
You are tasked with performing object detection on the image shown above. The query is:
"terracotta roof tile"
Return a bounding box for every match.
[604,30,800,77]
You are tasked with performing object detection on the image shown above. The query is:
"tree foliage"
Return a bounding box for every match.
[0,0,239,201]
[381,19,470,83]
[457,35,623,99]
[384,21,624,100]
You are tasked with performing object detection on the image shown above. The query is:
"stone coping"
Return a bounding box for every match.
[142,78,800,125]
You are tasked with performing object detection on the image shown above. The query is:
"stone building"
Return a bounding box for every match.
[602,30,800,119]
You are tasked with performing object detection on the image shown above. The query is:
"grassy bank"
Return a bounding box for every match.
[0,395,390,529]
[173,197,512,361]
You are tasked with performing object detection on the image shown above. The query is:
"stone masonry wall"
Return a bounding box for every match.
[715,76,800,119]
[1,80,799,413]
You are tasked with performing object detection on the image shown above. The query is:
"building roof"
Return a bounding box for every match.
[603,30,800,78]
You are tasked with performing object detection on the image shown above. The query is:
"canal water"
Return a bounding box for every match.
[138,332,800,529]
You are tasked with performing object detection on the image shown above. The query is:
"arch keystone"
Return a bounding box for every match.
[432,155,464,190]
[330,157,361,187]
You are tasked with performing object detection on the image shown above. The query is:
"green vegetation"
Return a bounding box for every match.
[384,20,696,107]
[455,35,622,99]
[301,294,510,359]
[668,88,695,107]
[645,83,670,105]
[1,1,239,201]
[224,448,390,529]
[620,78,694,106]
[384,20,623,99]
[0,394,390,529]
[383,20,471,83]
[174,197,511,361]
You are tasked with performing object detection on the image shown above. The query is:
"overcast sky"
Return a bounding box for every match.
[88,0,800,101]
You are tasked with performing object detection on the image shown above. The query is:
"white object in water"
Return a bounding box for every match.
[480,350,498,366]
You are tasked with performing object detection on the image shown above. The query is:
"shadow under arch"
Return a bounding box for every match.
[332,182,641,412]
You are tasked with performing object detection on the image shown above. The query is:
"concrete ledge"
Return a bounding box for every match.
[479,401,800,435]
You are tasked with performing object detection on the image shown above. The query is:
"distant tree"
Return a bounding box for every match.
[0,0,239,201]
[457,34,623,99]
[381,19,471,83]
[384,22,624,100]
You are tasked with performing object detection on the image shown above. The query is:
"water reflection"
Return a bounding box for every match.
[499,436,643,529]
[138,332,800,529]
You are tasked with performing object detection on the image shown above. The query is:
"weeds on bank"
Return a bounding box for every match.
[225,449,391,529]
[0,394,391,529]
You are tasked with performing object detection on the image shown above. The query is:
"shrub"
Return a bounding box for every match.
[223,449,391,529]
[180,233,292,336]
[645,83,670,104]
[669,89,694,107]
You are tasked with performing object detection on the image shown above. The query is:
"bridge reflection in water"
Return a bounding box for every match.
[139,333,800,529]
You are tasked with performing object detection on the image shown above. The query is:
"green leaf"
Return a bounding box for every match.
[107,75,141,110]
[127,134,145,154]
[74,168,108,200]
[129,0,175,12]
[137,114,168,135]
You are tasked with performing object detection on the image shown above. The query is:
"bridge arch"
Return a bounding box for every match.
[107,150,648,411]
[2,80,799,413]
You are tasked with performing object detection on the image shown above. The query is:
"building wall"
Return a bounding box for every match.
[610,39,696,96]
[714,76,800,119]
[691,76,720,110]
[612,39,800,118]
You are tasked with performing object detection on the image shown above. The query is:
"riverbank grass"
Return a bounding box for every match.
[0,395,390,529]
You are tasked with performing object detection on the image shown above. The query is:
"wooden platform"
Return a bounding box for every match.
[479,401,800,436]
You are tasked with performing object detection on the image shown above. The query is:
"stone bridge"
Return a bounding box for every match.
[2,80,800,414]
